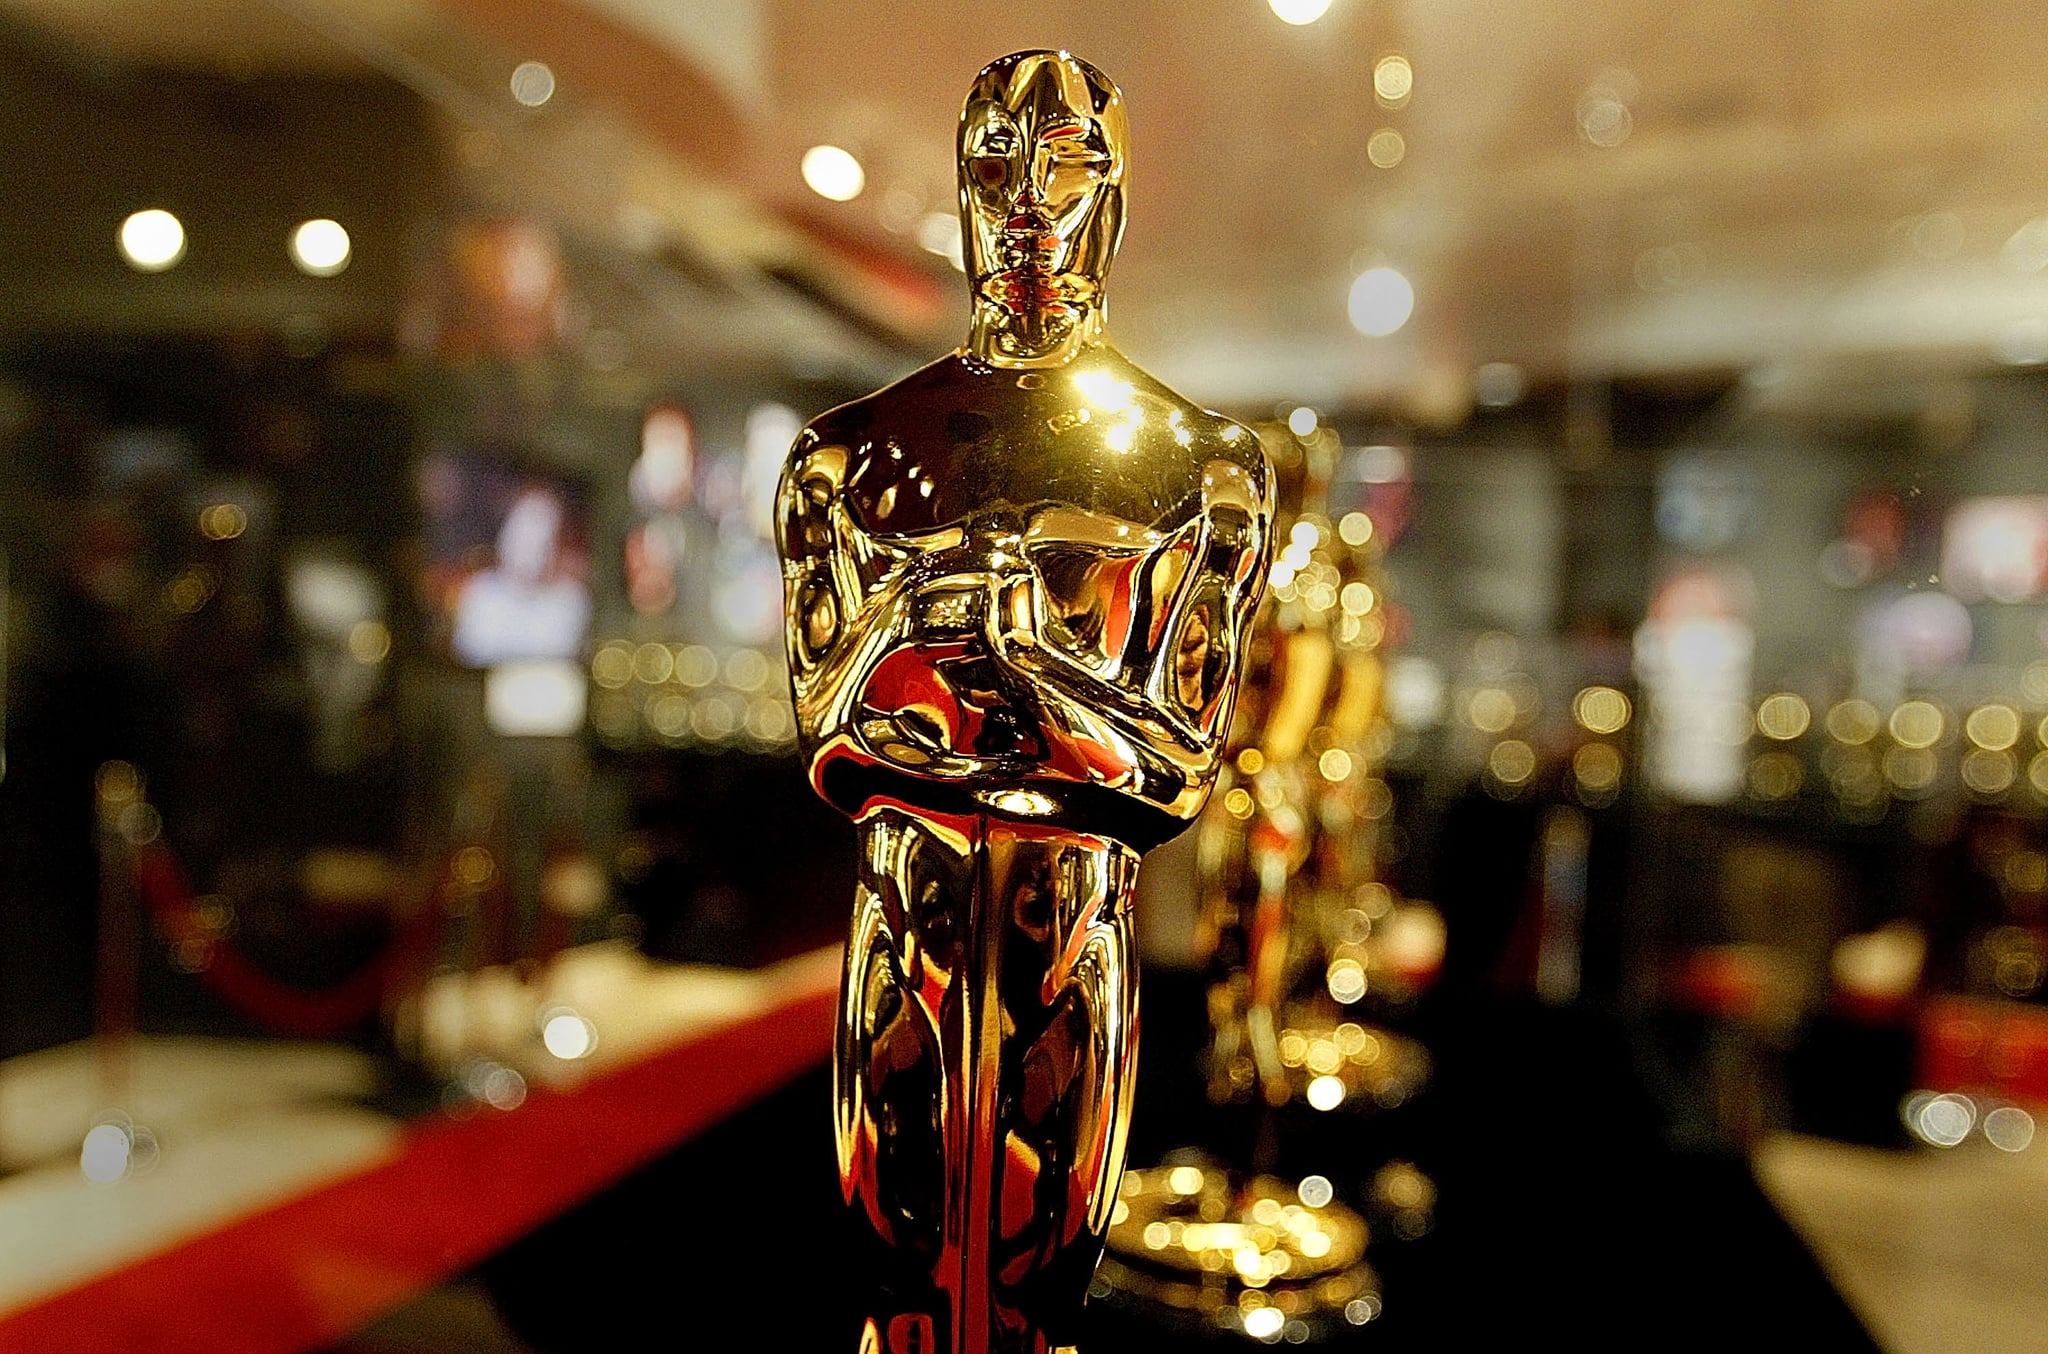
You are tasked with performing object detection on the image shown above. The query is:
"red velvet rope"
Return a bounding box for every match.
[131,843,401,1037]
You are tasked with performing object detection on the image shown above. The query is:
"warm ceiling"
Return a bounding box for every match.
[10,0,2048,417]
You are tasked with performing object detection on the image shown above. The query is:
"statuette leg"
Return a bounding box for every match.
[839,809,1136,1353]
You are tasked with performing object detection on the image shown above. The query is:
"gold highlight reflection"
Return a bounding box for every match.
[1097,1164,1380,1342]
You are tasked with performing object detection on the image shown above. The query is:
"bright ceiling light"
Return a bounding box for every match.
[1373,54,1413,105]
[802,145,865,202]
[1287,406,1318,436]
[289,219,351,277]
[1349,266,1414,337]
[119,209,185,272]
[1269,0,1334,22]
[510,60,555,107]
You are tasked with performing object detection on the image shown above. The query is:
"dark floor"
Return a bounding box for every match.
[366,969,1880,1353]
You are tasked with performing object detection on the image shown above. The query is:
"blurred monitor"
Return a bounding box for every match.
[417,448,591,668]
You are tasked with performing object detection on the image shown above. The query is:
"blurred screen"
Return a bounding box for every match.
[416,447,591,668]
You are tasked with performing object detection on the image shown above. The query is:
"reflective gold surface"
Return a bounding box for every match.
[1100,419,1434,1337]
[1097,1165,1380,1342]
[1192,421,1431,1113]
[776,51,1274,1354]
[960,53,1126,369]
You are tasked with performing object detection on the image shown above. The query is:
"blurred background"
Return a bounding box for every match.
[1,1,2046,1350]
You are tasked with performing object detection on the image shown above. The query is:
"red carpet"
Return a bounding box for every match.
[0,973,838,1354]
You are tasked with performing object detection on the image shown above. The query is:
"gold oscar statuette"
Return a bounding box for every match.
[1098,421,1435,1341]
[776,50,1274,1354]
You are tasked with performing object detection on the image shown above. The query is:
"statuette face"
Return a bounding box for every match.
[958,52,1128,367]
[777,50,1274,1354]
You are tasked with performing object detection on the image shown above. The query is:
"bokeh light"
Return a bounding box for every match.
[1574,742,1623,794]
[1889,700,1944,749]
[1306,1074,1346,1111]
[119,209,185,271]
[1826,699,1881,745]
[542,1009,597,1060]
[346,620,390,664]
[1756,693,1810,741]
[1573,685,1631,735]
[1962,748,2016,795]
[1966,704,2020,751]
[802,145,866,201]
[198,503,247,540]
[1749,750,1803,800]
[1984,1106,2036,1153]
[289,219,351,276]
[1268,0,1334,24]
[1470,687,1516,733]
[510,60,556,106]
[1905,1092,1976,1147]
[1372,55,1413,106]
[1348,266,1414,336]
[1577,84,1632,147]
[1488,739,1536,786]
[1326,956,1367,1003]
[80,1122,132,1183]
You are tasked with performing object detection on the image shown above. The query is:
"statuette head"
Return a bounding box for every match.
[959,50,1129,366]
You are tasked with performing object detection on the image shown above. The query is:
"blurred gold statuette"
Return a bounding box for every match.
[775,50,1275,1354]
[1097,1163,1381,1342]
[1100,421,1438,1339]
[1194,422,1434,1116]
